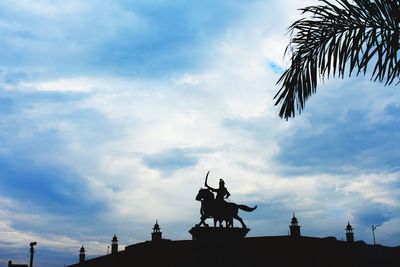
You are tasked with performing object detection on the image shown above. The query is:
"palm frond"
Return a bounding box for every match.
[275,0,400,119]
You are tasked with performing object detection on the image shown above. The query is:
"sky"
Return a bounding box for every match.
[0,0,399,266]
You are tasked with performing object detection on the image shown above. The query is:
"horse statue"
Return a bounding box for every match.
[195,188,257,228]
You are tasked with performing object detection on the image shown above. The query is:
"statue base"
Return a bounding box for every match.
[189,226,250,241]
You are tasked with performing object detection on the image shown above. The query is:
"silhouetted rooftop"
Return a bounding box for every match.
[67,233,400,267]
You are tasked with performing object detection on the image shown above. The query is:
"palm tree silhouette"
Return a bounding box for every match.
[275,0,400,120]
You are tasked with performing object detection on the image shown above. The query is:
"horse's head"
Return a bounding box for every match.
[195,188,205,201]
[196,188,213,201]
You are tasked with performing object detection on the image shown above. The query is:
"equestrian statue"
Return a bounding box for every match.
[196,171,257,228]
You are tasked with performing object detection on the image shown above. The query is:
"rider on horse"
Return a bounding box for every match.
[205,171,231,220]
[206,178,230,202]
[197,171,256,228]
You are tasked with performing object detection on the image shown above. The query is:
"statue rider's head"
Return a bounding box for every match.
[219,179,225,187]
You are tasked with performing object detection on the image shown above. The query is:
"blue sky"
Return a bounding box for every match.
[0,0,399,266]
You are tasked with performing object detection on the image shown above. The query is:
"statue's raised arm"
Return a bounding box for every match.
[204,170,211,188]
[204,170,218,192]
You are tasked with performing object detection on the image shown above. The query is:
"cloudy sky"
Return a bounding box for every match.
[0,0,399,266]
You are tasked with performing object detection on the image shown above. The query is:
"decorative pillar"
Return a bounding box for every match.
[79,246,85,264]
[346,222,354,242]
[111,234,118,254]
[289,213,301,237]
[151,220,162,241]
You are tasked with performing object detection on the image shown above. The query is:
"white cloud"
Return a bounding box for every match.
[3,0,87,18]
[7,0,396,233]
[0,197,106,256]
[20,77,98,92]
[340,173,400,207]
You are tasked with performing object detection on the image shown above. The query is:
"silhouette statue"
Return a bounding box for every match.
[196,171,257,228]
[205,171,231,202]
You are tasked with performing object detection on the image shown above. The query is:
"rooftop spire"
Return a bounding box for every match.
[112,234,118,243]
[151,220,162,241]
[291,213,298,225]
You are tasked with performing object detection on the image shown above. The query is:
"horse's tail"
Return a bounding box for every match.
[237,204,257,212]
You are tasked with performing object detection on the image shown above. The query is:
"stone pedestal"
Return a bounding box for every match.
[188,226,250,267]
[189,226,250,241]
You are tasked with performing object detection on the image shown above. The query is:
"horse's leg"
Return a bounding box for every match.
[226,219,231,228]
[233,214,246,228]
[197,216,205,227]
[204,215,210,227]
[225,217,230,227]
[198,215,209,227]
[228,218,233,228]
[216,218,221,227]
[227,205,236,228]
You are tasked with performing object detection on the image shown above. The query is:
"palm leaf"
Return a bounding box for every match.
[275,0,400,119]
